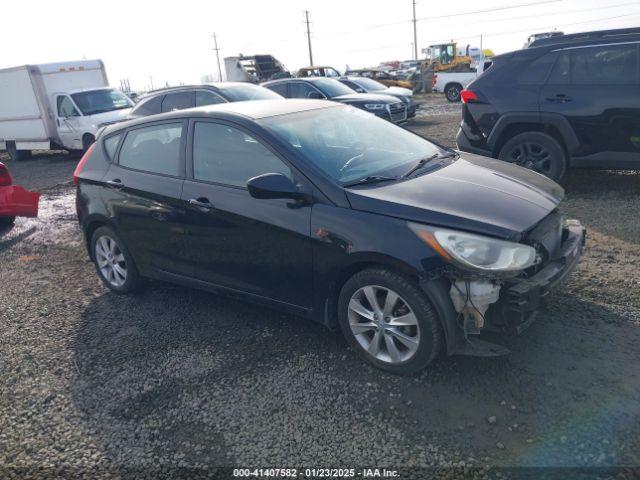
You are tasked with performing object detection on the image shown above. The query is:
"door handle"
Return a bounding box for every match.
[106,179,123,189]
[546,94,572,103]
[188,197,214,210]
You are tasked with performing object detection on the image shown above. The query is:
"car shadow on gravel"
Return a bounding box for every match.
[70,280,640,468]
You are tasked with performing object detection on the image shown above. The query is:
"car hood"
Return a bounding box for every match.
[384,86,413,97]
[345,153,564,239]
[333,93,398,104]
[88,108,132,126]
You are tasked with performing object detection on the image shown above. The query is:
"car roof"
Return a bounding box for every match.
[528,27,640,48]
[139,82,262,99]
[263,76,337,86]
[104,99,340,134]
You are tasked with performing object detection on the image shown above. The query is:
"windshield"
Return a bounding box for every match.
[353,77,387,91]
[71,89,133,115]
[311,78,356,98]
[217,83,283,101]
[260,106,443,184]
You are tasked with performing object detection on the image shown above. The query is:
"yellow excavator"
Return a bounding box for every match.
[427,42,494,72]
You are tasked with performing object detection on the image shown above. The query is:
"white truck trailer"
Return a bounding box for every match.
[0,59,133,160]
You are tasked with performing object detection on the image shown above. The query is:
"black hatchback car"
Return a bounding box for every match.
[127,82,282,119]
[75,100,585,374]
[456,28,640,181]
[262,77,408,124]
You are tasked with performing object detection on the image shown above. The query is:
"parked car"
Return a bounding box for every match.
[75,99,585,374]
[344,68,413,89]
[0,162,40,226]
[296,66,341,78]
[0,60,132,159]
[456,28,640,180]
[262,77,408,124]
[339,76,416,117]
[127,82,283,119]
[431,61,491,102]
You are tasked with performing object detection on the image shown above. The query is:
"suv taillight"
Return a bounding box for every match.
[0,162,12,187]
[460,89,478,104]
[73,143,96,186]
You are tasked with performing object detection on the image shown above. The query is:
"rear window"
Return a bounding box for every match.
[131,95,163,116]
[119,123,183,176]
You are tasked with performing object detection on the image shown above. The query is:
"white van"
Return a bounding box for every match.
[0,59,133,160]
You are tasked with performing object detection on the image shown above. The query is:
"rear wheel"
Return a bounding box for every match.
[445,83,462,102]
[498,131,566,181]
[90,226,141,293]
[6,142,32,162]
[338,268,443,375]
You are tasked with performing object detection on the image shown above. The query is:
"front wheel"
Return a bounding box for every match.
[338,268,443,375]
[445,84,462,102]
[90,226,141,293]
[498,131,567,181]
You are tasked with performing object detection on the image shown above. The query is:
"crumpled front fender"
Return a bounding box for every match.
[0,185,41,218]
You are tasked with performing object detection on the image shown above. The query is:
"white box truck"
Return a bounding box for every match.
[0,59,133,160]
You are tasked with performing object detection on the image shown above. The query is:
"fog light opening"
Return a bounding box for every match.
[449,280,501,336]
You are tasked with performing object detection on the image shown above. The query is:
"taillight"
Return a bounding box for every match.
[0,162,12,187]
[461,89,478,104]
[73,143,96,186]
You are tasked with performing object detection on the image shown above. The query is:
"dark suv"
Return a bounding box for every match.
[128,82,282,119]
[456,28,640,181]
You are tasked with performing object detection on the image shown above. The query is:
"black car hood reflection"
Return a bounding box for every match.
[345,153,564,239]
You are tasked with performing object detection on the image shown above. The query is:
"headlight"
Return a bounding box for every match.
[409,223,538,272]
[363,103,386,110]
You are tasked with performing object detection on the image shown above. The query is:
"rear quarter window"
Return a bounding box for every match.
[118,123,183,176]
[517,52,558,85]
[131,95,163,116]
[104,133,122,160]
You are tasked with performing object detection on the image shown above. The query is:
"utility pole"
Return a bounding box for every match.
[212,33,223,82]
[412,0,418,60]
[304,10,314,66]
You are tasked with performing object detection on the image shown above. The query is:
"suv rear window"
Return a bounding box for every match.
[119,123,183,176]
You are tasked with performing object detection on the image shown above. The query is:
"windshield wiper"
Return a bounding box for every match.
[342,175,398,187]
[401,152,457,179]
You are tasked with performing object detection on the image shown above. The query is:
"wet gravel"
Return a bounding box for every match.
[1,95,639,478]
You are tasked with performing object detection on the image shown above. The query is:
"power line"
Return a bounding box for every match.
[212,33,222,82]
[304,10,314,66]
[415,0,564,21]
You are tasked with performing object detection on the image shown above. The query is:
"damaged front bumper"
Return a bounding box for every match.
[0,185,41,218]
[420,220,586,357]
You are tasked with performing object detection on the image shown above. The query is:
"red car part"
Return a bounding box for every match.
[0,162,40,218]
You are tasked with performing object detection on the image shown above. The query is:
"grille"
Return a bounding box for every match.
[524,211,563,262]
[388,103,407,122]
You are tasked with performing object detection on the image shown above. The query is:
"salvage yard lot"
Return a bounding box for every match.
[1,95,639,476]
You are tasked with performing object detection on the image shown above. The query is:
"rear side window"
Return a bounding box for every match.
[195,90,226,107]
[119,123,183,176]
[161,92,193,112]
[265,83,288,97]
[290,82,320,98]
[104,133,122,160]
[548,44,638,85]
[517,52,557,85]
[132,95,163,116]
[192,122,291,187]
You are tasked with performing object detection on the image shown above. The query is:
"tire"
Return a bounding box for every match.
[445,83,462,102]
[0,216,15,227]
[82,134,95,152]
[6,142,32,162]
[90,226,141,293]
[338,267,443,375]
[498,131,567,181]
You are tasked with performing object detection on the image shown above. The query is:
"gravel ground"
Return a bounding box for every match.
[1,95,639,479]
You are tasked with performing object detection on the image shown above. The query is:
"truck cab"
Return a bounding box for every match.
[53,88,133,151]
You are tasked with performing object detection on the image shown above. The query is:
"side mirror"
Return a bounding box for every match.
[247,173,304,200]
[307,91,324,99]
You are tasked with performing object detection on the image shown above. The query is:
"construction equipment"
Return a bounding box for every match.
[426,43,494,72]
[224,54,289,83]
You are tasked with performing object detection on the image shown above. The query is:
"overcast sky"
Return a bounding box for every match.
[2,0,639,90]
